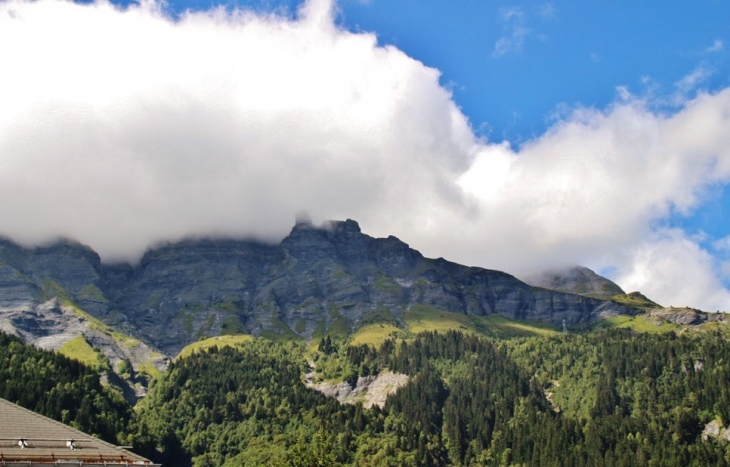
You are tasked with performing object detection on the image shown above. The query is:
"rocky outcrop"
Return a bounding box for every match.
[703,420,730,442]
[0,220,644,357]
[306,371,409,409]
[647,307,726,326]
[0,296,166,402]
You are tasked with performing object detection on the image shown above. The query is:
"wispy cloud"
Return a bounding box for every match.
[706,39,724,53]
[676,66,713,93]
[493,27,529,57]
[499,6,524,22]
[492,4,554,58]
[670,66,714,105]
[537,3,557,20]
[493,7,529,57]
[714,236,730,252]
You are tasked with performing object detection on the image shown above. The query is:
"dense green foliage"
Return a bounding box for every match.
[0,332,137,445]
[139,329,730,466]
[369,331,581,466]
[505,328,730,465]
[136,339,396,466]
[4,323,730,466]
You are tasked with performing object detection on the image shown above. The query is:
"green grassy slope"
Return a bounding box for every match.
[175,334,255,360]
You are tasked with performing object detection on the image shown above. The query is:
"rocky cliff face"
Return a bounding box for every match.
[305,371,409,409]
[0,238,166,402]
[0,220,639,357]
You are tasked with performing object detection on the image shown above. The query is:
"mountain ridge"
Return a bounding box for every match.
[0,218,641,359]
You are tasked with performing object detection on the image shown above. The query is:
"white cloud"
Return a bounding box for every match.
[706,39,724,53]
[1,0,730,311]
[457,91,730,266]
[675,66,713,95]
[492,7,529,57]
[537,3,557,20]
[613,229,730,312]
[454,91,730,310]
[498,6,524,22]
[493,26,529,57]
[714,236,730,252]
[0,0,474,260]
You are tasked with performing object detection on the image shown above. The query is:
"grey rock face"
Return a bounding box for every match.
[702,420,730,442]
[0,238,109,321]
[0,263,39,309]
[0,220,642,357]
[0,239,166,401]
[306,371,409,409]
[646,307,726,326]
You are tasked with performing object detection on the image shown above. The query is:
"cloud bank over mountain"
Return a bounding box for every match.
[1,0,729,310]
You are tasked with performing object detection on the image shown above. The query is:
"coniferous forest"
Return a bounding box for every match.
[3,327,730,466]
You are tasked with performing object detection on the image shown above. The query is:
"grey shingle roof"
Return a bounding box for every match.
[0,398,158,465]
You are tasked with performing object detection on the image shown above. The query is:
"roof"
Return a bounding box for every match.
[0,398,159,466]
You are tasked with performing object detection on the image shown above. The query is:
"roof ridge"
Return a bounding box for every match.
[0,398,97,441]
[0,397,153,464]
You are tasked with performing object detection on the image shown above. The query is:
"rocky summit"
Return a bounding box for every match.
[521,265,626,299]
[0,219,639,357]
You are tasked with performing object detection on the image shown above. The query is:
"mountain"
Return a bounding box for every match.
[0,219,640,359]
[521,265,625,298]
[521,266,728,327]
[3,220,729,467]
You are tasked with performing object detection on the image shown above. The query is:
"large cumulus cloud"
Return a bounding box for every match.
[1,0,729,310]
[456,91,730,310]
[0,0,475,255]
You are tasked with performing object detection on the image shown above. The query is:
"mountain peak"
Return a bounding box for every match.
[328,218,361,236]
[522,265,625,298]
[294,210,313,226]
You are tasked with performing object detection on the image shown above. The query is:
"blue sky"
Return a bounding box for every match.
[158,0,730,141]
[1,0,729,309]
[343,1,728,140]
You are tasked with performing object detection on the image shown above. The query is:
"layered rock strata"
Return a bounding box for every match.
[0,219,639,357]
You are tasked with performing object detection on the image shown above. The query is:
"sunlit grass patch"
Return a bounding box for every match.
[478,314,560,337]
[350,323,405,347]
[610,292,661,310]
[59,335,105,369]
[403,305,475,334]
[599,314,680,333]
[140,357,163,379]
[175,334,254,360]
[403,305,559,339]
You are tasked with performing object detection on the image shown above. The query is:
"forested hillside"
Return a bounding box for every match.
[3,326,730,466]
[132,329,730,466]
[0,332,143,446]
